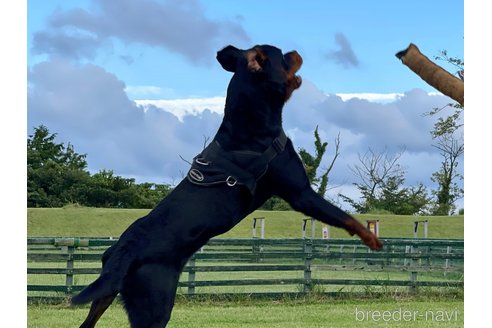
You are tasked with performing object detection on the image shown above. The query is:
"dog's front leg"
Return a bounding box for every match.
[338,213,384,251]
[268,141,383,251]
[288,188,383,251]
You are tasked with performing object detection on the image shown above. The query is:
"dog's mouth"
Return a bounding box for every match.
[293,75,302,88]
[284,75,302,101]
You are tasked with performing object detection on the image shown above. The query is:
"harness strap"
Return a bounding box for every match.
[187,130,288,193]
[239,130,287,180]
[260,130,288,164]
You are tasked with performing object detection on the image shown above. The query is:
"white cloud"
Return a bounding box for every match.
[32,0,250,64]
[133,89,442,123]
[28,62,463,212]
[28,59,222,182]
[125,85,167,96]
[335,92,403,103]
[135,97,225,121]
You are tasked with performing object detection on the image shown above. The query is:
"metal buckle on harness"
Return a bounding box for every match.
[189,169,204,182]
[195,157,210,166]
[226,176,237,187]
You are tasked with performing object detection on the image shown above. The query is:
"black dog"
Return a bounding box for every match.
[72,45,383,328]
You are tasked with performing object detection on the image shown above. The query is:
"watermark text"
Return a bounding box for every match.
[355,307,459,322]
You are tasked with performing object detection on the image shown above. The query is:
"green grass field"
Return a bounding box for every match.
[27,207,464,327]
[27,207,464,239]
[28,298,464,328]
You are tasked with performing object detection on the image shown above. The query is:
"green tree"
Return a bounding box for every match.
[427,50,464,215]
[298,127,340,198]
[27,125,90,207]
[133,183,173,208]
[85,170,173,208]
[430,134,464,215]
[27,125,173,208]
[339,147,430,215]
[27,125,87,170]
[260,196,293,211]
[86,170,138,208]
[427,50,464,137]
[374,178,430,215]
[261,127,340,210]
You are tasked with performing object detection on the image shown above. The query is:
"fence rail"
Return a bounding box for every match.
[27,237,463,302]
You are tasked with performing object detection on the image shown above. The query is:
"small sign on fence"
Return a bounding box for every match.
[322,226,330,239]
[366,220,380,237]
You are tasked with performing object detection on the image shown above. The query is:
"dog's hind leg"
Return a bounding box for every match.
[78,293,117,328]
[120,262,183,328]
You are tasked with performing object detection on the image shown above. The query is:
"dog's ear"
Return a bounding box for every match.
[284,51,303,76]
[284,50,303,100]
[217,45,242,72]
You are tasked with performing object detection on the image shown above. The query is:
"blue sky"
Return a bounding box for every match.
[26,0,464,211]
[28,0,464,97]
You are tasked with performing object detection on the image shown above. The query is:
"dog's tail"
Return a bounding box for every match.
[71,243,135,305]
[71,273,115,305]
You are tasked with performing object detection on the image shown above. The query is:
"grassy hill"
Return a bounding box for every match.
[27,206,464,239]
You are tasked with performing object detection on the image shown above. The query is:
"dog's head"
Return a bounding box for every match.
[217,45,303,103]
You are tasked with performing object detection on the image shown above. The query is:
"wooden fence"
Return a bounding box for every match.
[27,237,463,302]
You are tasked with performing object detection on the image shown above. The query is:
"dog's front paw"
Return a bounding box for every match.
[344,217,384,251]
[358,229,384,251]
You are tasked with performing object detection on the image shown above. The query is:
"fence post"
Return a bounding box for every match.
[187,255,196,296]
[302,218,316,239]
[65,245,75,296]
[252,238,263,263]
[303,239,313,293]
[404,245,410,267]
[338,245,344,264]
[444,246,452,276]
[413,220,428,239]
[253,217,265,239]
[408,245,418,294]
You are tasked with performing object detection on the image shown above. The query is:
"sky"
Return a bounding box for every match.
[26,0,465,211]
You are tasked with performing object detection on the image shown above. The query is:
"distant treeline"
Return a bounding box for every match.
[27,124,463,215]
[28,125,172,208]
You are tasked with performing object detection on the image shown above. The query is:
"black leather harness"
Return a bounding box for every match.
[187,131,288,193]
